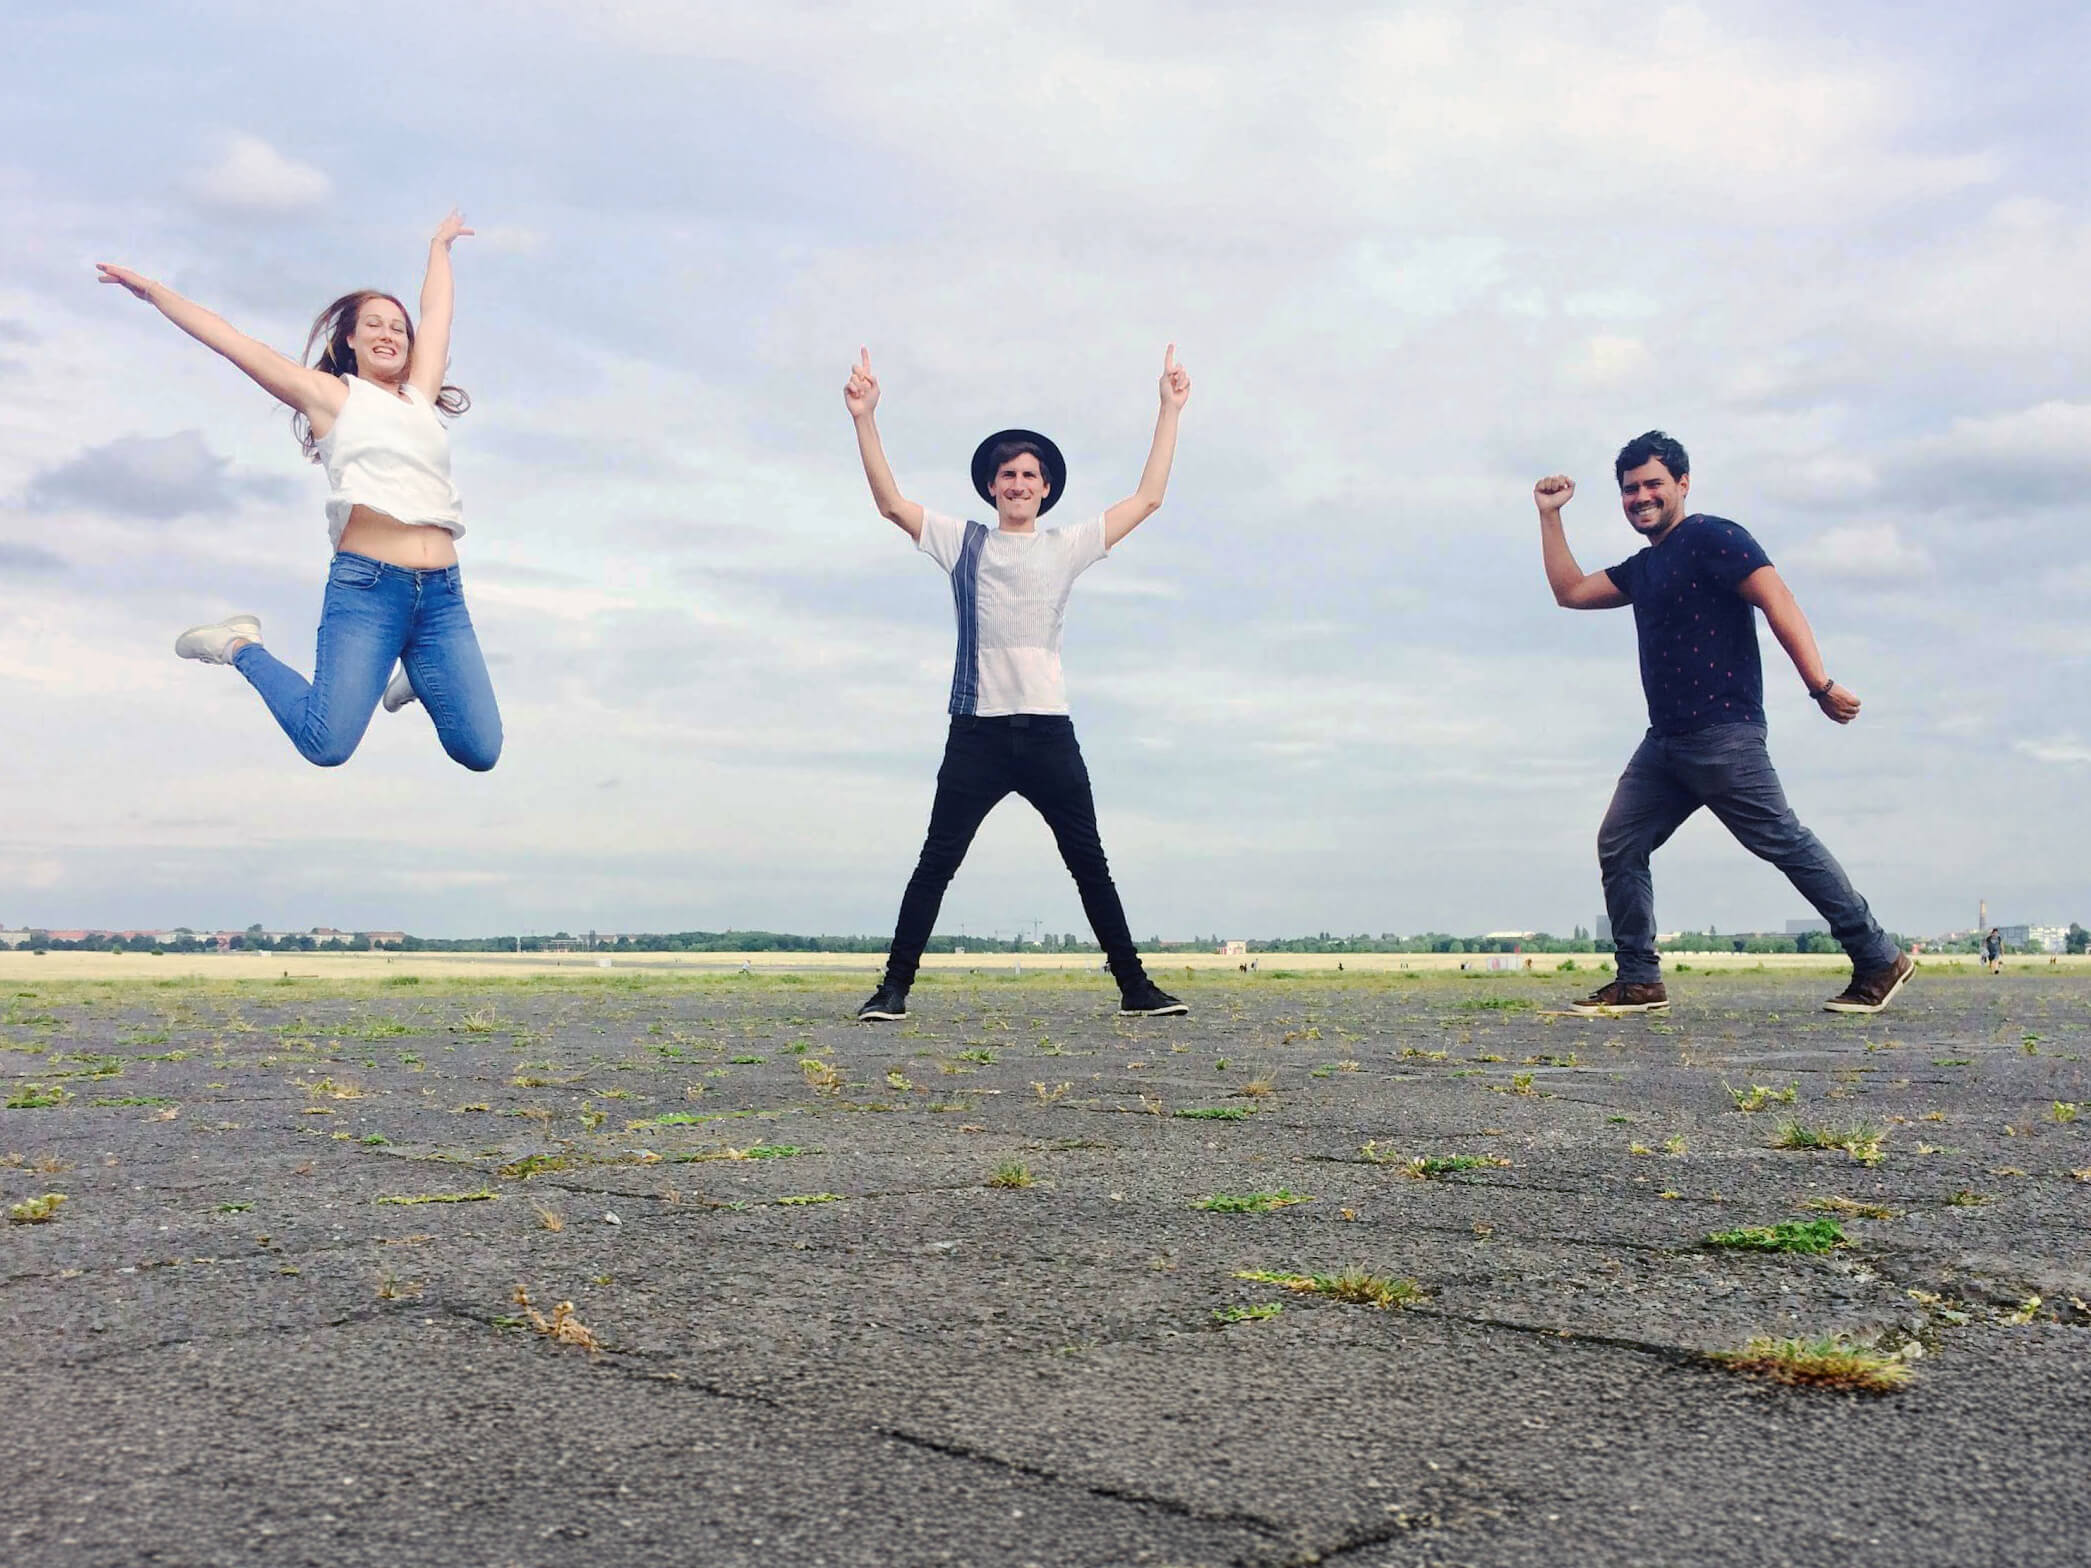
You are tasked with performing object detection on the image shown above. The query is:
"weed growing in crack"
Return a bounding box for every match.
[1235,1267,1424,1309]
[1235,1073,1278,1098]
[1726,1082,1798,1113]
[1032,1081,1072,1104]
[534,1207,565,1231]
[988,1161,1035,1189]
[1195,1189,1311,1212]
[1711,1335,1911,1393]
[776,1192,843,1206]
[508,1286,600,1351]
[2054,1102,2080,1125]
[1706,1218,1846,1253]
[1804,1197,1895,1220]
[377,1189,497,1206]
[7,1193,66,1223]
[1404,1154,1511,1179]
[7,1085,69,1109]
[1213,1303,1283,1324]
[1175,1106,1250,1121]
[1773,1119,1886,1165]
[1945,1189,1992,1207]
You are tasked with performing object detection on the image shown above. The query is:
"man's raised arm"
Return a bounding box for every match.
[844,348,924,541]
[1103,345,1192,549]
[1737,566,1861,724]
[1535,475,1629,609]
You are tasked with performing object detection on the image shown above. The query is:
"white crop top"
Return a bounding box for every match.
[318,375,466,546]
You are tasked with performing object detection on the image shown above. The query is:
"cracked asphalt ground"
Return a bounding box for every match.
[4,964,2088,1568]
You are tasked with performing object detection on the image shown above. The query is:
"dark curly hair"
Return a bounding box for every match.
[293,290,470,460]
[1614,430,1689,486]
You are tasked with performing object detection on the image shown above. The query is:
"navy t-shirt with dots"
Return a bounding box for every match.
[1607,515,1772,735]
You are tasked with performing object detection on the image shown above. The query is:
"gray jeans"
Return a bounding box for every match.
[1598,723,1897,984]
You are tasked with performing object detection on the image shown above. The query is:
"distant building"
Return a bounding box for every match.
[1484,931,1537,941]
[1999,925,2029,947]
[2028,925,2069,954]
[362,931,406,947]
[1785,918,1830,935]
[1217,940,1247,956]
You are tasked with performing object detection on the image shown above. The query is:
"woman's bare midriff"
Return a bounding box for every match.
[335,505,460,569]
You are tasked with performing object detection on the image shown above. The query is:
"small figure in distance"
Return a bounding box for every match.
[1536,432,1912,1017]
[1984,927,2003,974]
[843,344,1193,1024]
[97,210,500,771]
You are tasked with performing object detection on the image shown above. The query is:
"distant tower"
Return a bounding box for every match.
[1979,898,1987,931]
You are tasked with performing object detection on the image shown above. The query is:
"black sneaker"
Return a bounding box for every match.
[1823,951,1914,1014]
[1118,979,1188,1017]
[856,984,909,1021]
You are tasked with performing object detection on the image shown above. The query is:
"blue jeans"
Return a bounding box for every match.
[1598,723,1896,983]
[882,715,1148,991]
[231,552,502,771]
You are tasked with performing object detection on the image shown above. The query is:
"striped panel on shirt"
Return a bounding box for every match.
[946,520,989,716]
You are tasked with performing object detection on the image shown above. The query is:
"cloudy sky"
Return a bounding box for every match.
[3,1,2085,942]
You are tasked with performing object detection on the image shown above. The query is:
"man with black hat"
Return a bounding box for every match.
[843,344,1192,1021]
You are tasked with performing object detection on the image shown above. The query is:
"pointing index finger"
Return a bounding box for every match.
[1163,342,1176,373]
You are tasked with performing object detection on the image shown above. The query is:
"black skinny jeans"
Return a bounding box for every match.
[883,715,1148,991]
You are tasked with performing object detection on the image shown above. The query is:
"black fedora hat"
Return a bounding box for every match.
[971,429,1067,515]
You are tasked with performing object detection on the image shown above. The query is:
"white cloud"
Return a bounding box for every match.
[188,135,332,213]
[1783,523,1933,581]
[1567,335,1654,388]
[2015,736,2091,766]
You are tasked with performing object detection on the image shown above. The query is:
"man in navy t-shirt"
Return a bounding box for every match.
[1534,430,1912,1015]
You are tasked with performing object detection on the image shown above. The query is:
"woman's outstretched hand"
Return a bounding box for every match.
[1159,343,1190,411]
[431,209,474,249]
[844,347,880,418]
[95,263,159,301]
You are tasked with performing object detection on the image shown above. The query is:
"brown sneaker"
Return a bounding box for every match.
[1566,979,1669,1015]
[1823,950,1914,1014]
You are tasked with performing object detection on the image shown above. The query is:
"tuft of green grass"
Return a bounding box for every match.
[497,1153,574,1179]
[2054,1102,2080,1125]
[7,1192,67,1224]
[90,1095,173,1107]
[1174,1106,1251,1121]
[1235,1267,1425,1309]
[1773,1118,1886,1165]
[1725,1082,1798,1113]
[212,1201,254,1214]
[1195,1188,1311,1212]
[1706,1217,1847,1253]
[956,1048,996,1064]
[1944,1189,1992,1207]
[988,1161,1035,1189]
[6,1085,69,1110]
[1711,1334,1912,1393]
[376,1189,497,1206]
[728,1055,765,1065]
[776,1192,844,1206]
[1213,1303,1284,1324]
[1403,1154,1511,1179]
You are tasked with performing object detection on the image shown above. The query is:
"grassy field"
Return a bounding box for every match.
[5,946,2072,985]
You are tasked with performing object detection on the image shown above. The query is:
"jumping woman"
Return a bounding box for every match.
[96,211,502,771]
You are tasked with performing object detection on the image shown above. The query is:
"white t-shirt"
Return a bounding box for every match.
[917,509,1110,716]
[317,375,466,547]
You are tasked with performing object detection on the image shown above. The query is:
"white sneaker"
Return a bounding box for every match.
[174,614,262,665]
[381,665,420,713]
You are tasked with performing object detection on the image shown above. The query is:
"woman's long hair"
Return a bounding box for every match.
[293,290,470,460]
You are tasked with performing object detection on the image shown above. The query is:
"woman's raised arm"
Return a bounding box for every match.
[96,264,343,425]
[408,211,472,404]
